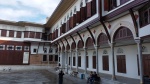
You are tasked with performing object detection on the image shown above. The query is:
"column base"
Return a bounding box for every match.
[111,76,117,80]
[140,82,143,84]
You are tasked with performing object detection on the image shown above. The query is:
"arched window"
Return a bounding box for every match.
[71,42,76,49]
[77,40,84,48]
[66,44,70,50]
[97,33,108,45]
[114,27,133,41]
[86,37,94,48]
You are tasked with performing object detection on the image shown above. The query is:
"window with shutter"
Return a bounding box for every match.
[73,14,77,27]
[78,56,81,67]
[93,56,96,69]
[16,31,22,38]
[76,11,81,24]
[29,32,35,38]
[87,1,92,18]
[104,0,109,11]
[24,31,29,38]
[86,56,89,68]
[9,30,14,37]
[1,30,7,37]
[92,0,96,15]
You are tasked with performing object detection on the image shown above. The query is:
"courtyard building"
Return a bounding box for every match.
[0,0,150,84]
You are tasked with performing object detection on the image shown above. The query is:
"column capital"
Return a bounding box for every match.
[109,42,115,46]
[135,38,142,44]
[83,47,87,49]
[94,45,99,48]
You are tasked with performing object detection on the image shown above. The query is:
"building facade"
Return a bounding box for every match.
[45,0,150,83]
[0,20,58,65]
[0,0,150,84]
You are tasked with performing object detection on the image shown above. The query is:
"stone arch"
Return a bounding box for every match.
[71,41,76,50]
[113,26,134,42]
[77,40,84,48]
[85,37,94,48]
[66,44,70,50]
[111,21,136,43]
[97,33,109,46]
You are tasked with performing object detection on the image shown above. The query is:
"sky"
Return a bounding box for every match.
[0,0,61,24]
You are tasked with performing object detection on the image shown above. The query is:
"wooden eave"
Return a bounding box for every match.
[103,0,149,21]
[45,0,76,28]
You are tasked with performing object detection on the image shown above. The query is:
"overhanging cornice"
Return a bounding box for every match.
[45,0,76,28]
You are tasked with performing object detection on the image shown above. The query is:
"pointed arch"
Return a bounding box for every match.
[97,33,108,46]
[71,41,76,50]
[85,37,94,48]
[77,40,84,48]
[113,26,134,42]
[66,43,70,50]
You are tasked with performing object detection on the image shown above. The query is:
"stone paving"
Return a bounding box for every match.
[0,69,139,84]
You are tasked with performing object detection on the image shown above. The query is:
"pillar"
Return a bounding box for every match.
[110,42,116,80]
[70,49,72,70]
[76,48,78,72]
[84,47,87,74]
[135,39,143,84]
[94,45,99,74]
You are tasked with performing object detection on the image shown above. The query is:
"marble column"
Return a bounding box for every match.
[84,47,87,74]
[76,48,78,72]
[135,39,143,84]
[94,45,99,74]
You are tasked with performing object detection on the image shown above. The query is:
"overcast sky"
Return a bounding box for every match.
[0,0,61,24]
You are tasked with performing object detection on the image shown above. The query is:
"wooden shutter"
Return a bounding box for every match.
[9,30,14,37]
[76,11,81,24]
[35,32,41,39]
[92,0,96,15]
[55,29,58,38]
[78,56,81,67]
[86,56,89,68]
[117,55,126,73]
[80,7,86,22]
[29,32,35,38]
[24,31,29,38]
[16,31,22,38]
[87,2,92,18]
[73,14,76,27]
[73,57,76,66]
[70,17,73,29]
[1,30,7,37]
[93,56,96,69]
[69,57,70,65]
[103,56,109,71]
[66,20,70,32]
[104,0,109,11]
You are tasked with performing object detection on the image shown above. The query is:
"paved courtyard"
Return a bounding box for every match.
[0,69,139,84]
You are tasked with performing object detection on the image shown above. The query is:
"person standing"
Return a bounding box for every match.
[58,70,64,84]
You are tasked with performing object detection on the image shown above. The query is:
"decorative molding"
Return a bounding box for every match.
[117,48,123,54]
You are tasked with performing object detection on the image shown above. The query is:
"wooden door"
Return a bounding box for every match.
[102,55,109,71]
[143,54,150,77]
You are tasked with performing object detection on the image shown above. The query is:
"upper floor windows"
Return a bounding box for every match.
[7,45,14,50]
[104,0,130,11]
[24,46,29,51]
[139,4,150,27]
[0,45,5,50]
[16,46,22,51]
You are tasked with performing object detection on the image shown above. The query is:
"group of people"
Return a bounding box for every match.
[87,71,101,84]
